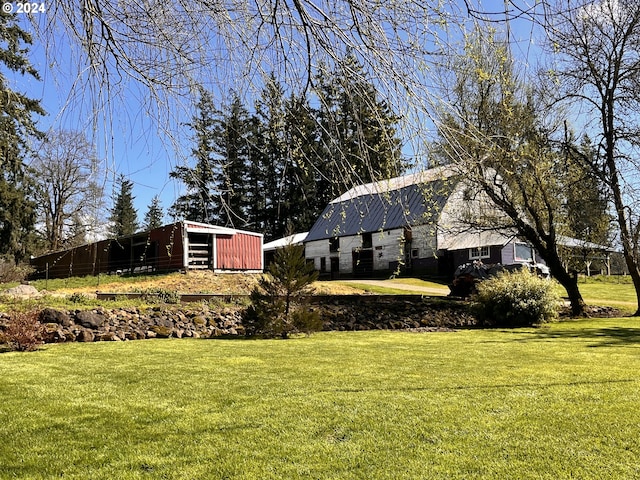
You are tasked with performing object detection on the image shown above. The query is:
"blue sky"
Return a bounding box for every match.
[15,13,189,224]
[13,2,545,227]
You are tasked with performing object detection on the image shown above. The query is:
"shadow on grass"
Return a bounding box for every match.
[508,326,640,348]
[332,377,637,394]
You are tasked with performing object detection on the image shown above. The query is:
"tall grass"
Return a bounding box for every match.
[2,320,640,479]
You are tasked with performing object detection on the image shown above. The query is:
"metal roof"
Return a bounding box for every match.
[438,231,516,251]
[263,232,309,252]
[305,176,456,242]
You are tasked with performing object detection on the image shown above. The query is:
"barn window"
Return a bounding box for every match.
[329,237,340,253]
[412,248,419,258]
[362,232,372,249]
[469,246,490,259]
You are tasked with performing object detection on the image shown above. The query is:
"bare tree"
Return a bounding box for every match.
[540,0,640,315]
[30,130,103,251]
[434,23,593,316]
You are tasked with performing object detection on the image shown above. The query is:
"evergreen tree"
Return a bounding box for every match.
[561,134,613,274]
[313,62,345,210]
[143,194,164,230]
[283,94,323,233]
[254,75,288,240]
[0,11,45,263]
[244,237,321,338]
[109,174,138,237]
[244,114,265,232]
[314,55,404,205]
[170,88,218,223]
[212,93,252,228]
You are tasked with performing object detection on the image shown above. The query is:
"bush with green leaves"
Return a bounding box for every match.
[244,242,321,338]
[472,268,560,327]
[0,311,45,352]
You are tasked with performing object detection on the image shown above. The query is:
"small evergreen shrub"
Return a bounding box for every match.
[0,311,45,352]
[69,292,91,304]
[140,289,181,304]
[244,241,320,338]
[472,268,560,327]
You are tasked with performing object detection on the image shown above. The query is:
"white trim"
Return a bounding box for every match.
[469,246,490,259]
[212,234,217,269]
[182,225,190,269]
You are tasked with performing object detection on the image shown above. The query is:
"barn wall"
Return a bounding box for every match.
[215,232,263,271]
[30,222,188,279]
[150,222,186,271]
[30,240,112,279]
[305,240,330,272]
[305,226,440,277]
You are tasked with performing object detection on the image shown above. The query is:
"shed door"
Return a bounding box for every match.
[187,233,213,269]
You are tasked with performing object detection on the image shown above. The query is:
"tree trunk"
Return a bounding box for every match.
[547,257,586,317]
[623,254,640,317]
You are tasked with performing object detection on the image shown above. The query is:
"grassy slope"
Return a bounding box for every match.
[2,321,640,479]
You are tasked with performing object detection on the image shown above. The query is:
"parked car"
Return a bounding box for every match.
[449,260,550,297]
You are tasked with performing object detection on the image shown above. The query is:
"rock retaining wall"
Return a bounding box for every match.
[0,297,477,343]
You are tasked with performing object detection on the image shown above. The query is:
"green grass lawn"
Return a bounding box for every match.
[577,280,638,312]
[2,320,640,479]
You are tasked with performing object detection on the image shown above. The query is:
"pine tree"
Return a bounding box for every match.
[283,94,322,233]
[170,88,219,223]
[0,11,45,263]
[254,75,288,240]
[244,238,320,338]
[211,93,252,227]
[109,174,138,237]
[561,134,613,274]
[244,114,265,232]
[143,194,164,230]
[314,55,404,199]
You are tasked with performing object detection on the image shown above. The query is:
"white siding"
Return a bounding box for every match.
[305,239,330,271]
[305,226,439,274]
[501,243,515,264]
[409,224,438,259]
[339,236,361,274]
[370,229,403,270]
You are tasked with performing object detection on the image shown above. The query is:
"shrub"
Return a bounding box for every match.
[69,292,91,304]
[140,288,181,304]
[244,241,320,338]
[0,261,33,283]
[0,311,45,352]
[471,268,560,327]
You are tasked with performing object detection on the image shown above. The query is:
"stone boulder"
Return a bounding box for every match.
[75,311,106,329]
[4,284,41,298]
[40,308,72,327]
[76,329,95,342]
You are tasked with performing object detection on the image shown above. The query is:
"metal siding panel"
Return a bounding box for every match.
[216,233,262,270]
[149,222,185,270]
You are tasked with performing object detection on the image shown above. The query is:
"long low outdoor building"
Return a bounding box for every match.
[30,221,263,279]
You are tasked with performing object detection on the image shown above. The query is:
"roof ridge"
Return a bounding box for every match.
[329,165,454,203]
